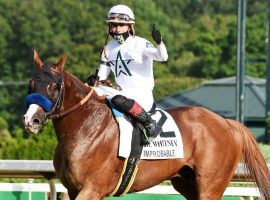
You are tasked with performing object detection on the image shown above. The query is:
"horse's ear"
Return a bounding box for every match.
[56,54,67,72]
[33,50,44,69]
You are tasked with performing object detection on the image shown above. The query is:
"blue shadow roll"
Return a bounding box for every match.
[25,93,53,112]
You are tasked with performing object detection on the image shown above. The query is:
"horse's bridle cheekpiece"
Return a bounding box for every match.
[47,79,97,120]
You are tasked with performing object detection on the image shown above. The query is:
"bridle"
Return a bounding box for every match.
[45,75,97,120]
[45,80,65,119]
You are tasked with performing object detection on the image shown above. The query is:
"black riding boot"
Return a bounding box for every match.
[135,108,162,143]
[111,95,162,143]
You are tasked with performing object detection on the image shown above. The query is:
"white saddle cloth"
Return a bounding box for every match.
[118,108,184,160]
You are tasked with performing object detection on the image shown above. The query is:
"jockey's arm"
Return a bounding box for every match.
[98,48,111,81]
[98,62,111,81]
[97,62,113,87]
[143,42,168,62]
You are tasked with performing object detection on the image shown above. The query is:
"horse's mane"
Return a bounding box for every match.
[62,70,108,106]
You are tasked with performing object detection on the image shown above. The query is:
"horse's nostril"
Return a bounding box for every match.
[33,118,40,124]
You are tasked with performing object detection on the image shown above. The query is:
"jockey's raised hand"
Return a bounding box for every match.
[151,24,162,45]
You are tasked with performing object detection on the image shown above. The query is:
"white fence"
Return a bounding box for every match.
[0,160,269,200]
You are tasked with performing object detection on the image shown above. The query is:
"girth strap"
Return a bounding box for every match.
[109,120,143,197]
[109,157,139,196]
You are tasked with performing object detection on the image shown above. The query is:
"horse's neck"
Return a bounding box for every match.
[61,71,107,109]
[61,71,89,108]
[54,71,111,143]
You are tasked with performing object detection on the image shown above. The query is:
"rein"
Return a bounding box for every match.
[47,80,97,120]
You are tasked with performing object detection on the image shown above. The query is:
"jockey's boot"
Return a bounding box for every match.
[111,95,162,143]
[134,107,162,143]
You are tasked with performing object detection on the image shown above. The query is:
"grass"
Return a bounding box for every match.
[259,143,270,162]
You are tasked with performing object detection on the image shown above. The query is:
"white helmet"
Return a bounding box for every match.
[106,5,135,24]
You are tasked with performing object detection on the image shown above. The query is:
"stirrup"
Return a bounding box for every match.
[141,124,162,145]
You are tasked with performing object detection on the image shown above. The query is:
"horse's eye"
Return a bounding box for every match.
[28,80,35,94]
[48,83,59,91]
[47,83,60,102]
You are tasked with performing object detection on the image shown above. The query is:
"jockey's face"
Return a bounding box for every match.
[110,23,130,34]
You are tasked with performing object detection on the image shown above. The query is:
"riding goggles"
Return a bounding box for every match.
[106,13,135,24]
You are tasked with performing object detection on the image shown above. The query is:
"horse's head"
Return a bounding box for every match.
[23,50,67,134]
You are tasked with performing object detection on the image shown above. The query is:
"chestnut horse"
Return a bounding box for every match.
[23,51,270,200]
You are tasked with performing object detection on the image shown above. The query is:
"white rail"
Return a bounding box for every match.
[0,160,54,178]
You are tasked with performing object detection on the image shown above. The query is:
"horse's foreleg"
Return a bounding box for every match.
[75,186,105,200]
[171,175,198,200]
[170,165,198,199]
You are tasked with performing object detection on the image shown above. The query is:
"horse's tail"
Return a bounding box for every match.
[233,120,270,199]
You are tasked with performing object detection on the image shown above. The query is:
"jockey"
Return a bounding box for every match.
[89,4,168,143]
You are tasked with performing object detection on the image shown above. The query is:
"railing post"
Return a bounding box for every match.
[236,0,246,123]
[28,178,33,200]
[48,179,57,200]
